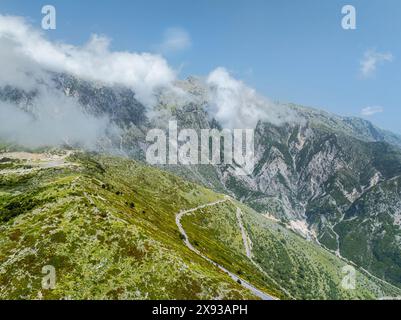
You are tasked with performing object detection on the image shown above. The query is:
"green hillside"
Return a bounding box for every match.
[0,151,255,299]
[182,200,400,299]
[0,150,399,299]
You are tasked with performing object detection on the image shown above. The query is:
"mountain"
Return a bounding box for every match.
[1,149,399,299]
[286,103,401,148]
[1,73,401,296]
[223,110,401,287]
[163,79,401,289]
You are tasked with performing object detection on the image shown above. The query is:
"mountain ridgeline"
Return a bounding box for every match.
[0,150,399,299]
[1,73,401,297]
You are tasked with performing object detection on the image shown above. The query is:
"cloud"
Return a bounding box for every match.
[159,27,191,54]
[360,49,393,78]
[361,106,384,116]
[0,90,110,148]
[206,67,297,129]
[0,14,299,148]
[0,15,176,106]
[0,14,181,148]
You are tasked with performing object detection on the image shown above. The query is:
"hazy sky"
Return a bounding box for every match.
[1,0,400,134]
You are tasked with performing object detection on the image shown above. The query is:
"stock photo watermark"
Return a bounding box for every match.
[38,4,357,32]
[41,5,56,30]
[341,5,356,30]
[341,265,356,290]
[145,121,255,176]
[41,265,56,290]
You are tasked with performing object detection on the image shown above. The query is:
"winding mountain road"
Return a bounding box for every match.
[175,197,275,300]
[235,207,252,258]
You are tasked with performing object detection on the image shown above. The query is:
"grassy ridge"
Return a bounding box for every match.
[1,151,399,299]
[0,152,256,299]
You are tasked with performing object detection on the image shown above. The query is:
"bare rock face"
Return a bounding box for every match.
[2,74,401,288]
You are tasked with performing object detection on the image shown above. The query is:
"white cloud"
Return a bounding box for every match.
[206,68,297,129]
[361,106,384,116]
[0,15,176,148]
[0,15,176,106]
[0,90,110,148]
[0,15,299,147]
[360,49,393,78]
[159,27,191,54]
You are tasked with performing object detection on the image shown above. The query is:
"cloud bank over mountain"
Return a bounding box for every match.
[0,14,297,148]
[0,15,176,106]
[361,106,384,116]
[0,14,175,148]
[0,90,110,148]
[206,67,297,129]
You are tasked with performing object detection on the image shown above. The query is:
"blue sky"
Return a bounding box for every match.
[1,0,400,133]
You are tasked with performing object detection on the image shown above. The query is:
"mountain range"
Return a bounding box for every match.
[1,72,401,299]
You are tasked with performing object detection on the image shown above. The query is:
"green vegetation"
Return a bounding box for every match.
[182,200,401,299]
[1,151,400,299]
[335,176,401,287]
[0,152,256,299]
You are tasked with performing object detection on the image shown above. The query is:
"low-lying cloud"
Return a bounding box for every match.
[361,106,384,116]
[0,14,298,150]
[0,15,176,106]
[0,86,110,149]
[206,68,297,129]
[0,14,176,148]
